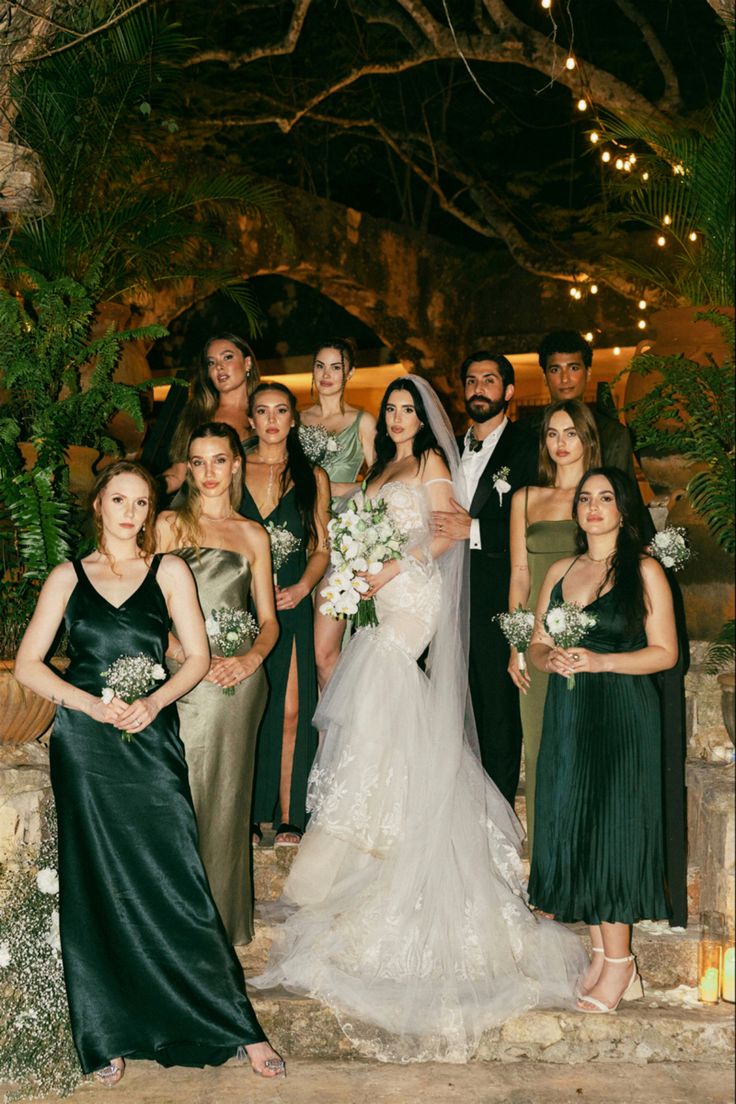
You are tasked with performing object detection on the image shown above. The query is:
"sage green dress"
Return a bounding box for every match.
[239,485,318,832]
[529,572,670,925]
[170,548,267,944]
[50,556,265,1074]
[519,489,577,854]
[321,411,366,484]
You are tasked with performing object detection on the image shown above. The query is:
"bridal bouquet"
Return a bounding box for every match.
[319,495,407,627]
[494,606,536,672]
[649,525,691,572]
[205,607,260,695]
[298,423,341,466]
[544,602,597,690]
[100,653,166,740]
[266,520,301,572]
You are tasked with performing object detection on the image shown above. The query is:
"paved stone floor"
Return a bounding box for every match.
[4,1059,734,1104]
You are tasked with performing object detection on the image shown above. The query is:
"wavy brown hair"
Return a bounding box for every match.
[169,333,260,463]
[91,461,158,565]
[170,422,246,551]
[537,399,601,487]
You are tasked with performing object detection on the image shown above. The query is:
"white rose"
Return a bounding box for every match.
[152,664,166,680]
[101,687,114,704]
[225,631,239,643]
[662,555,675,567]
[653,532,667,547]
[495,478,511,495]
[37,867,59,895]
[46,909,61,955]
[0,941,11,968]
[546,609,566,635]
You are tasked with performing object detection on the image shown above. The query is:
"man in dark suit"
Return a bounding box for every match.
[431,351,537,806]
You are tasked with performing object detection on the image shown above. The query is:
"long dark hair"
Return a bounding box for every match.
[365,377,447,484]
[538,399,601,486]
[572,467,647,630]
[248,381,318,545]
[169,333,260,462]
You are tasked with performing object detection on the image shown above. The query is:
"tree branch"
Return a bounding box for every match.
[612,0,682,111]
[183,0,312,69]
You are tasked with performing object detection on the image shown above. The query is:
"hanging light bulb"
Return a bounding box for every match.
[629,154,637,164]
[638,299,647,310]
[642,172,650,181]
[569,287,578,297]
[590,284,599,294]
[657,235,666,247]
[615,158,624,170]
[601,150,611,163]
[623,161,632,171]
[673,164,685,175]
[590,131,600,143]
[637,319,647,330]
[577,99,588,112]
[663,214,672,225]
[541,0,552,8]
[613,346,621,356]
[689,231,698,242]
[565,57,576,70]
[584,332,594,342]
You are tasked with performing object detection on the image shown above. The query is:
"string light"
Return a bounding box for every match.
[541,0,551,8]
[623,160,632,172]
[615,158,624,170]
[577,99,587,112]
[584,332,594,342]
[638,299,647,310]
[589,131,600,143]
[613,347,621,356]
[642,172,650,181]
[637,319,646,330]
[629,154,637,164]
[590,284,599,294]
[673,164,685,175]
[601,150,611,162]
[663,214,672,225]
[657,235,666,247]
[565,57,576,70]
[689,231,698,242]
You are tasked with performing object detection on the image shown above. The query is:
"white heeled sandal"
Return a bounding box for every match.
[576,954,643,1014]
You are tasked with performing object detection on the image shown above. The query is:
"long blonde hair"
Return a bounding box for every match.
[537,400,601,486]
[170,422,246,551]
[169,334,260,463]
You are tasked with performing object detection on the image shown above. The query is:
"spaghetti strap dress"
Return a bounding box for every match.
[518,487,577,853]
[50,556,265,1074]
[238,486,318,832]
[321,411,366,484]
[528,571,670,925]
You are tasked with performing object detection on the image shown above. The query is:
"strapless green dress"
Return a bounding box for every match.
[519,501,577,854]
[321,411,366,484]
[50,556,265,1074]
[169,548,267,945]
[528,574,670,925]
[238,485,318,832]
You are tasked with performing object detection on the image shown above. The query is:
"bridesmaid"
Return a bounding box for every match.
[162,333,261,497]
[14,461,284,1083]
[240,382,331,846]
[528,467,677,1014]
[156,422,279,945]
[507,399,600,851]
[300,339,376,690]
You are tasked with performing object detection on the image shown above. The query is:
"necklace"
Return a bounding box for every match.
[585,550,614,563]
[199,508,234,522]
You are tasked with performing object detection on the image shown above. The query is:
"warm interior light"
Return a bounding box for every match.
[613,346,621,356]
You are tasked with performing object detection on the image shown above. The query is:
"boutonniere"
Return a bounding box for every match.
[492,466,511,505]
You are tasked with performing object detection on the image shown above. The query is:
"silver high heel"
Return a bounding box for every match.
[576,953,643,1014]
[94,1057,125,1086]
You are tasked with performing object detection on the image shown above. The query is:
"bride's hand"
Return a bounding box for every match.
[356,560,400,599]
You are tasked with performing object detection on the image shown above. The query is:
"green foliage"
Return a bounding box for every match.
[626,313,734,557]
[0,800,83,1100]
[704,618,736,675]
[0,273,165,587]
[601,31,734,307]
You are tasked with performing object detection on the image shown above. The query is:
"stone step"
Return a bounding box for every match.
[245,987,734,1065]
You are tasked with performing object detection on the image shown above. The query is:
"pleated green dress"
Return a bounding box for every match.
[50,556,265,1075]
[529,573,670,925]
[169,548,267,945]
[519,494,577,854]
[238,485,318,832]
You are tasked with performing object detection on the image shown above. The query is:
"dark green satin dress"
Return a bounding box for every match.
[519,498,577,854]
[170,548,267,945]
[528,574,670,925]
[238,485,318,832]
[50,556,265,1074]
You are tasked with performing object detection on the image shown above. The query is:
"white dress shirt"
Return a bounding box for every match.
[461,417,508,550]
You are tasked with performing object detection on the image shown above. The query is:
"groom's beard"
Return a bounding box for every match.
[464,395,506,423]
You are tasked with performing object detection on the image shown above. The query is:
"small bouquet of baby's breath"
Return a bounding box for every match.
[0,800,82,1101]
[298,424,341,466]
[544,602,597,690]
[100,653,166,740]
[205,607,259,695]
[494,607,536,672]
[649,525,691,572]
[266,520,302,573]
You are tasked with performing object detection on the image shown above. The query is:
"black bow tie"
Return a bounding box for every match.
[467,433,483,453]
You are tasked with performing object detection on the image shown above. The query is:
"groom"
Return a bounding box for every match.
[432,351,537,806]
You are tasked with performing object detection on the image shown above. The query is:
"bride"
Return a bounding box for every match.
[250,375,587,1062]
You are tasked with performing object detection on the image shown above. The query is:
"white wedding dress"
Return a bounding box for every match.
[250,471,588,1062]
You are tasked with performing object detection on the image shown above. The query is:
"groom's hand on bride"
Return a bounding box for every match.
[431,498,471,540]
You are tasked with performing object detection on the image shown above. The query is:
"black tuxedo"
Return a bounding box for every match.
[460,420,538,805]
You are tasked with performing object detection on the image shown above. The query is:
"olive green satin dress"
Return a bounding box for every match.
[519,493,577,854]
[50,557,265,1075]
[321,411,366,484]
[529,573,670,925]
[170,547,267,945]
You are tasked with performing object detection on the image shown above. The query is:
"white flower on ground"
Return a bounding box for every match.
[36,868,59,895]
[46,908,61,955]
[0,941,11,968]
